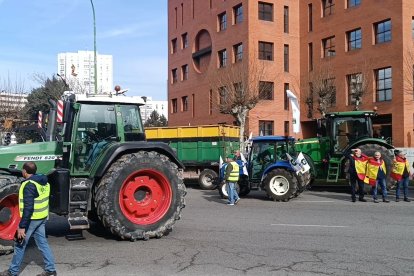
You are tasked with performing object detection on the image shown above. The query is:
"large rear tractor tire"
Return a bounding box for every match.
[358,144,394,189]
[264,168,298,202]
[0,176,23,255]
[198,169,218,190]
[218,181,240,199]
[95,151,186,241]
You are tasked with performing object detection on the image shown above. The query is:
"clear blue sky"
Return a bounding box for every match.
[0,0,168,100]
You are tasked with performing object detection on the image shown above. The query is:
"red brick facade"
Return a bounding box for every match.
[168,0,414,147]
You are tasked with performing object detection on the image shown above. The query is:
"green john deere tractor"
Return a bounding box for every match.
[0,92,186,251]
[295,111,394,185]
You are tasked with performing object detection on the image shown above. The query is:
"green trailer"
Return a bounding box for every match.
[145,125,240,189]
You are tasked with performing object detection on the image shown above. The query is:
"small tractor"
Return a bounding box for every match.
[0,92,186,250]
[295,111,394,185]
[218,136,311,202]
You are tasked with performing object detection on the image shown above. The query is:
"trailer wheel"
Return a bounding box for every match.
[198,169,218,190]
[218,181,240,199]
[0,176,22,255]
[95,151,186,241]
[264,168,298,202]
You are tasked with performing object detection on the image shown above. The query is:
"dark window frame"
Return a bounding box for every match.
[347,73,363,105]
[322,36,336,57]
[181,33,188,49]
[347,28,362,51]
[284,83,290,110]
[219,86,227,105]
[259,41,274,61]
[181,96,188,112]
[284,44,289,72]
[234,43,243,62]
[258,2,273,22]
[259,120,274,136]
[218,49,227,68]
[308,42,313,71]
[284,6,289,33]
[347,0,361,8]
[322,0,335,17]
[375,19,391,44]
[375,67,392,102]
[171,68,178,84]
[234,4,243,24]
[218,12,227,31]
[259,81,274,100]
[181,64,189,81]
[171,38,177,54]
[171,98,178,113]
[308,4,313,32]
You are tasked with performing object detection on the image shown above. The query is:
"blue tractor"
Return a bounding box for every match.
[218,136,311,202]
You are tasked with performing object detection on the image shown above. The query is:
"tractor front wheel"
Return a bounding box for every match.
[264,169,298,202]
[95,151,186,241]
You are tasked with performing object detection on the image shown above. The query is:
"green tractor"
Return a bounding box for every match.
[295,111,394,185]
[0,92,186,250]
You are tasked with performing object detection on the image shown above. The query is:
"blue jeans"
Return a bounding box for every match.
[9,219,56,275]
[227,182,239,204]
[371,178,387,200]
[396,176,409,199]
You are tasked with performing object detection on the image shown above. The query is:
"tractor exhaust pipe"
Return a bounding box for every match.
[46,99,57,141]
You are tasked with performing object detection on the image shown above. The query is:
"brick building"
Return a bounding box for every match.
[168,0,414,147]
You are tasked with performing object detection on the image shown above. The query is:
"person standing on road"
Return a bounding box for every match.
[365,151,389,203]
[0,162,57,276]
[347,148,368,202]
[391,150,411,202]
[225,154,240,206]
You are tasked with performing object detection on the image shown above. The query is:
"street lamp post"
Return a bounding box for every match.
[90,0,97,94]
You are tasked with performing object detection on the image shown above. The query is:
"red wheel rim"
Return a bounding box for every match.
[0,194,20,240]
[119,169,172,225]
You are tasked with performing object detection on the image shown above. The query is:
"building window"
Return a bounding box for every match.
[259,41,273,61]
[375,19,391,44]
[412,17,414,38]
[218,12,227,31]
[259,81,274,100]
[181,96,188,111]
[171,98,178,113]
[219,86,227,104]
[284,6,289,33]
[181,64,189,81]
[375,67,392,102]
[171,38,177,54]
[218,49,227,68]
[347,28,362,51]
[259,120,274,136]
[347,0,361,8]
[322,0,335,17]
[284,121,290,136]
[233,43,243,62]
[324,78,336,106]
[258,2,273,21]
[284,44,289,72]
[308,4,313,32]
[284,83,290,110]
[347,73,363,105]
[234,4,243,24]
[182,33,188,48]
[322,36,336,57]
[308,43,313,71]
[171,68,178,84]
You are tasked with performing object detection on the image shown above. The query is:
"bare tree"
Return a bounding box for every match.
[307,64,336,117]
[347,61,372,111]
[0,75,27,130]
[403,47,414,99]
[208,59,270,149]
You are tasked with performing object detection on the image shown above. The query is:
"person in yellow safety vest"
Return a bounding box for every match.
[0,162,57,276]
[347,148,368,202]
[225,154,240,206]
[391,150,411,202]
[365,151,389,203]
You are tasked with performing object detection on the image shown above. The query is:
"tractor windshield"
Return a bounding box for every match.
[333,117,371,152]
[119,105,144,141]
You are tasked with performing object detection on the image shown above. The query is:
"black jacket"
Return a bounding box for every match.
[19,174,49,229]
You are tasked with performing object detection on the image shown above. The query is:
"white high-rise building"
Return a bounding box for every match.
[57,51,113,94]
[134,96,168,123]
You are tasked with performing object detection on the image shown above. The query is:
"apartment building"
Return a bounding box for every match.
[168,0,414,147]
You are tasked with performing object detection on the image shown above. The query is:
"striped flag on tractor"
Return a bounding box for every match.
[57,100,64,123]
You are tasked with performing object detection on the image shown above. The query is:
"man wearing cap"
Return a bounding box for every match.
[347,148,368,202]
[225,154,240,206]
[391,150,411,202]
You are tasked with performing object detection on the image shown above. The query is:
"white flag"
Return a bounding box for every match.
[286,89,301,134]
[296,152,310,174]
[286,153,302,174]
[240,152,249,176]
[219,155,224,169]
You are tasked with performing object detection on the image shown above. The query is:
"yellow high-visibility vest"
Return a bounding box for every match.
[19,180,50,220]
[227,161,239,182]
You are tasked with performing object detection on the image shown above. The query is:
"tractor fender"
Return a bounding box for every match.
[261,162,293,183]
[92,141,184,178]
[346,138,394,154]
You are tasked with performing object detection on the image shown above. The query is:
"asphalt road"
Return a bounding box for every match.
[1,184,414,276]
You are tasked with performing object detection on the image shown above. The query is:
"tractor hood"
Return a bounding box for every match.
[0,142,62,174]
